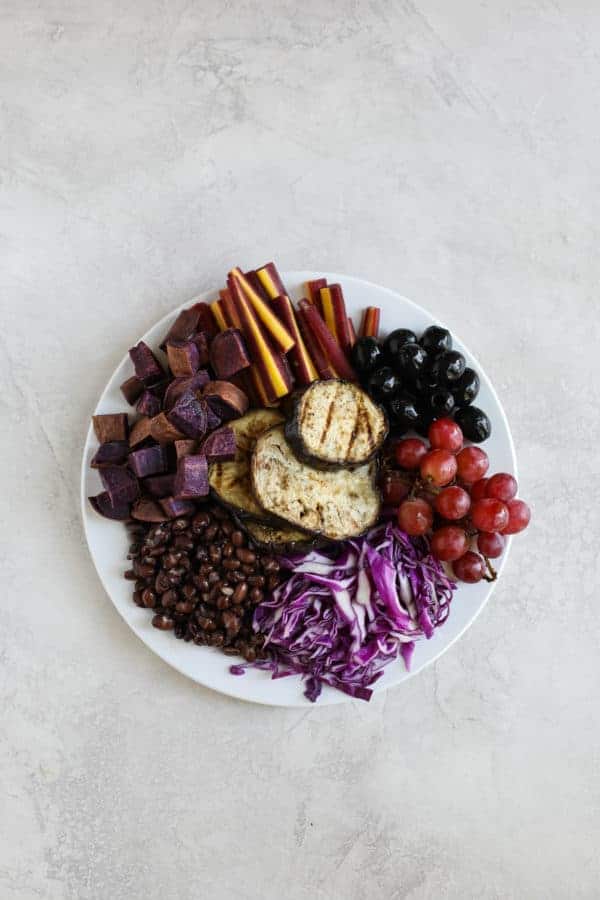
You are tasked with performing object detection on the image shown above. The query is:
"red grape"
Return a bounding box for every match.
[456,446,489,483]
[434,486,471,520]
[428,418,463,452]
[471,498,509,533]
[381,471,411,506]
[398,498,433,536]
[470,478,490,501]
[452,551,486,583]
[420,449,457,487]
[486,472,518,502]
[430,526,468,561]
[477,531,505,558]
[503,499,531,534]
[394,438,428,470]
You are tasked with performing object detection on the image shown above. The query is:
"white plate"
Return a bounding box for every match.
[81,272,516,707]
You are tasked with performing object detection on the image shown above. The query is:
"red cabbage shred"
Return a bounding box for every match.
[244,522,456,703]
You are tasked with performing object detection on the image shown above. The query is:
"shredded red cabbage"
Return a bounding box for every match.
[238,522,456,703]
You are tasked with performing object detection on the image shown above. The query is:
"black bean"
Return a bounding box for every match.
[248,575,265,587]
[142,588,156,608]
[175,601,194,615]
[155,571,171,594]
[192,512,211,532]
[236,548,256,565]
[152,615,174,630]
[232,583,248,604]
[162,589,178,608]
[172,518,190,533]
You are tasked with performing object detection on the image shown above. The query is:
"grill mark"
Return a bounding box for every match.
[346,394,362,457]
[319,384,339,446]
[299,394,310,429]
[364,399,373,450]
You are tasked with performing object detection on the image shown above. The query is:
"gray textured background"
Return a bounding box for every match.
[2,2,599,898]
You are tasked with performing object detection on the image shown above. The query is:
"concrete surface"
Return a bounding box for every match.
[1,2,599,898]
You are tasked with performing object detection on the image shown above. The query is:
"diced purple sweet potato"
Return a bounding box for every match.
[202,381,249,421]
[89,491,131,520]
[160,307,201,350]
[129,416,154,447]
[93,413,129,443]
[209,329,251,379]
[143,473,176,498]
[163,370,210,411]
[174,454,209,498]
[167,391,208,439]
[191,332,210,366]
[136,390,162,418]
[166,340,200,377]
[201,427,236,463]
[90,440,129,468]
[100,466,140,503]
[192,302,219,338]
[120,375,144,406]
[131,498,168,522]
[129,341,165,386]
[128,445,168,478]
[160,496,197,518]
[205,405,222,431]
[174,439,198,459]
[149,412,185,443]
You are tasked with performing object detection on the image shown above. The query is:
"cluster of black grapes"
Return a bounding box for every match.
[351,326,491,442]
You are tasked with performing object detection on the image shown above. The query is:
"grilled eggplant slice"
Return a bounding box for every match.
[251,426,381,541]
[237,517,318,554]
[208,409,284,520]
[285,379,387,469]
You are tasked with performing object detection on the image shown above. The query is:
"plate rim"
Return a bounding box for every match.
[80,270,516,707]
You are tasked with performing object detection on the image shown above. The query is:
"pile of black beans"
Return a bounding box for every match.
[351,325,491,442]
[125,504,283,662]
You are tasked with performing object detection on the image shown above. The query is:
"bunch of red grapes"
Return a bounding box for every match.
[382,418,531,583]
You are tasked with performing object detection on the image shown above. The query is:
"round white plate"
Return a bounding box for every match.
[81,272,516,707]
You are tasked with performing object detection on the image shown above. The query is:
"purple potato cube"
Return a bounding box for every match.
[201,427,236,463]
[160,496,197,518]
[143,473,176,498]
[167,391,208,439]
[128,445,168,478]
[120,375,144,406]
[90,441,129,468]
[136,390,162,418]
[129,341,165,386]
[209,329,251,379]
[174,454,209,498]
[89,491,130,520]
[100,466,140,503]
[166,340,200,377]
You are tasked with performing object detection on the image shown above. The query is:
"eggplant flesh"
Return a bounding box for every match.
[285,379,387,470]
[208,409,284,520]
[251,425,381,542]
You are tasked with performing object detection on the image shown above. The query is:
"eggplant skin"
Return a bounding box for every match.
[208,409,284,521]
[233,515,326,555]
[285,380,388,470]
[251,425,381,542]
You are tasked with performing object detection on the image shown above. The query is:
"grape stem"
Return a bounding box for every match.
[483,556,497,582]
